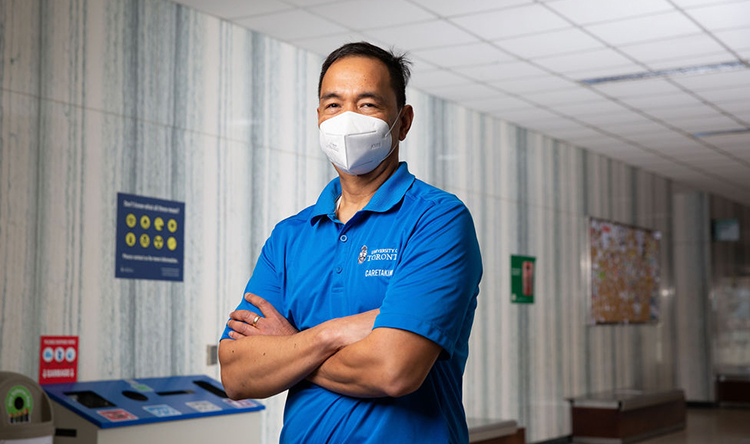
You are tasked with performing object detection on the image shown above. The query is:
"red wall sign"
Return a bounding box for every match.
[39,336,79,385]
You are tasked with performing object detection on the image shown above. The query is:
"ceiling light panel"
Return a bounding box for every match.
[493,28,604,59]
[585,12,703,46]
[449,4,571,40]
[411,42,516,68]
[310,0,436,29]
[408,0,532,17]
[545,0,674,24]
[644,53,739,71]
[671,68,750,91]
[685,1,750,33]
[364,20,477,50]
[236,9,346,40]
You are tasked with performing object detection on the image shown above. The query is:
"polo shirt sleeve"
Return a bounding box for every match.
[220,227,285,341]
[373,198,482,359]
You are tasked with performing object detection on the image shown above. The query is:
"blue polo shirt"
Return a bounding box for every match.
[221,162,482,443]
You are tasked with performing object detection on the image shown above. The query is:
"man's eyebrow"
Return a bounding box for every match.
[319,91,386,102]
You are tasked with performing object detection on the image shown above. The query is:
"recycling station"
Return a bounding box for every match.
[41,375,263,444]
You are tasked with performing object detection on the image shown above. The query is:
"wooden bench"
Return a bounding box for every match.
[569,388,685,444]
[468,418,525,444]
[716,373,750,406]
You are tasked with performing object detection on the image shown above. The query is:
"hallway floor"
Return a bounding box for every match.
[638,408,750,444]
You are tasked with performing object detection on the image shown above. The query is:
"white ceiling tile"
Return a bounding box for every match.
[671,68,750,91]
[585,12,703,46]
[464,96,535,113]
[685,1,750,32]
[454,61,550,82]
[493,28,604,59]
[409,69,471,89]
[618,92,706,110]
[364,20,478,51]
[551,99,632,116]
[670,115,742,133]
[716,100,750,115]
[525,86,604,105]
[714,28,750,51]
[449,4,571,40]
[430,83,504,102]
[175,0,291,19]
[646,103,722,120]
[700,132,750,148]
[494,107,565,124]
[534,48,634,74]
[672,0,748,8]
[546,0,675,25]
[235,9,347,40]
[291,32,375,57]
[490,75,577,93]
[592,78,685,98]
[408,0,532,17]
[565,63,644,80]
[411,42,516,68]
[605,119,673,134]
[621,130,687,144]
[310,0,435,29]
[282,0,337,5]
[576,109,650,126]
[618,33,730,63]
[523,117,583,131]
[644,52,739,70]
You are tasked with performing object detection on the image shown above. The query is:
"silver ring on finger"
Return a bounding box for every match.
[252,315,260,328]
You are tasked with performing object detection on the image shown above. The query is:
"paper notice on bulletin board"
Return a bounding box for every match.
[115,193,185,281]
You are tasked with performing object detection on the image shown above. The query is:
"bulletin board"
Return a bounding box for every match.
[588,217,661,324]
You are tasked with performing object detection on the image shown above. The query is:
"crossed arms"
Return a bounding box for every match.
[218,293,441,400]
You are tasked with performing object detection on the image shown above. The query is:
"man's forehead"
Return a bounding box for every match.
[320,56,394,98]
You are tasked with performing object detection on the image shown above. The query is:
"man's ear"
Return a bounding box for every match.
[398,105,414,141]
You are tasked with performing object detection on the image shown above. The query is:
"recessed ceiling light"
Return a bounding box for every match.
[693,127,750,138]
[580,60,748,85]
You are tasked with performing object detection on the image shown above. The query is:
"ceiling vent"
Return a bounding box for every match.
[580,60,748,85]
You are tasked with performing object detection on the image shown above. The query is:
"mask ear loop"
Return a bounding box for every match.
[382,107,403,159]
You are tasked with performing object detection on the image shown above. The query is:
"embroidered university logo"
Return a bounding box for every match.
[358,246,368,264]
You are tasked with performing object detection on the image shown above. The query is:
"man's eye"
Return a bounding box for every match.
[326,103,339,108]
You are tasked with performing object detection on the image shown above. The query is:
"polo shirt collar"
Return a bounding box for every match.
[310,162,415,224]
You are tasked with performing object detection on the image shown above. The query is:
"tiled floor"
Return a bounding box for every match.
[638,408,750,444]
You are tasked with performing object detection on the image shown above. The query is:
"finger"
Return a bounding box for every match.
[227,319,255,337]
[230,310,259,324]
[245,293,279,319]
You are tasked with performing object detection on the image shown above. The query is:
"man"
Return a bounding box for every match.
[219,42,482,443]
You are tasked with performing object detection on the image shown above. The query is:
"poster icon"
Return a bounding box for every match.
[143,404,182,417]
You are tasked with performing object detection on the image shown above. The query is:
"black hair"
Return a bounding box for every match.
[318,42,412,109]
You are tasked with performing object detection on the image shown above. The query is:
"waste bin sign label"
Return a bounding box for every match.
[5,385,33,424]
[143,404,182,417]
[39,336,78,385]
[97,409,138,422]
[186,400,221,412]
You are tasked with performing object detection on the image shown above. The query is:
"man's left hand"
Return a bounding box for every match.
[227,293,299,338]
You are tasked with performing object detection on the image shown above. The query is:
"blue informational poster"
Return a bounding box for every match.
[115,193,185,281]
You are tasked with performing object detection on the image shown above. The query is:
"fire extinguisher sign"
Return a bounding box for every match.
[39,336,79,385]
[511,255,535,304]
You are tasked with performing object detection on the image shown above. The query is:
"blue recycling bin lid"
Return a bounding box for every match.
[43,375,264,429]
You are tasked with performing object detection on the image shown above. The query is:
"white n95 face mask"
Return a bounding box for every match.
[319,110,400,175]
